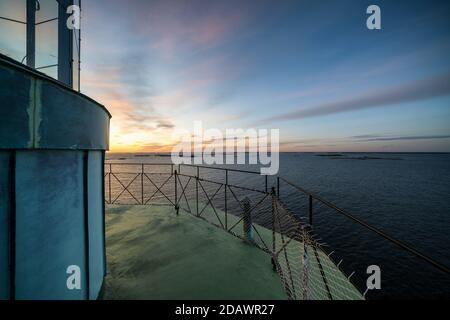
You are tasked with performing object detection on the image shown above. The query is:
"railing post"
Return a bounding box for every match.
[271,187,277,271]
[242,197,253,242]
[309,195,313,226]
[277,176,280,198]
[265,175,268,193]
[108,163,112,204]
[225,170,228,230]
[141,164,144,205]
[196,166,199,216]
[58,0,74,87]
[26,0,36,68]
[174,170,179,215]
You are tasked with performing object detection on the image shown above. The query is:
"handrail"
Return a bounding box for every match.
[0,16,26,24]
[104,161,450,275]
[180,163,261,175]
[279,177,450,275]
[105,162,262,175]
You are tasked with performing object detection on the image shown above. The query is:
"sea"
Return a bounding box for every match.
[105,152,450,299]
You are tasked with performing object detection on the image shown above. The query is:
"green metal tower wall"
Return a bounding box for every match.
[0,54,111,300]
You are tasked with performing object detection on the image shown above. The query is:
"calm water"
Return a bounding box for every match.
[106,152,450,299]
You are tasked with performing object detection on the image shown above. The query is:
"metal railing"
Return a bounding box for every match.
[0,0,82,90]
[277,177,450,275]
[104,163,271,245]
[104,162,450,299]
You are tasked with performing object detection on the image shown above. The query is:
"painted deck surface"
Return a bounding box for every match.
[102,204,363,300]
[102,204,287,300]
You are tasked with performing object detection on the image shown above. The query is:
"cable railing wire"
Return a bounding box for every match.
[104,162,450,299]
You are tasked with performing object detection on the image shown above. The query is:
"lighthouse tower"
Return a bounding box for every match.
[0,0,110,300]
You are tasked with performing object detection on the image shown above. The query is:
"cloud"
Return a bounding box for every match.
[132,0,247,59]
[360,135,450,142]
[260,72,450,123]
[82,55,176,150]
[137,143,178,152]
[156,121,175,129]
[349,134,382,139]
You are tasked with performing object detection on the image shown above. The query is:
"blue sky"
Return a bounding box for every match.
[1,0,450,151]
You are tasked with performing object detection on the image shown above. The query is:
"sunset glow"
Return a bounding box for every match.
[1,0,450,152]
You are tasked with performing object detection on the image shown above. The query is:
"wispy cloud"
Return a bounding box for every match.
[156,121,175,129]
[349,134,382,139]
[259,72,450,123]
[131,0,247,59]
[78,0,450,153]
[359,135,450,142]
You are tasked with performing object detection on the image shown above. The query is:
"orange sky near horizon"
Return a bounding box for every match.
[1,0,449,154]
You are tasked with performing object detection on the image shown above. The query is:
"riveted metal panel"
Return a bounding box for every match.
[0,64,32,149]
[39,81,110,150]
[0,54,110,151]
[15,151,86,300]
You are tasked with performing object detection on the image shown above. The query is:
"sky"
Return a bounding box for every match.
[1,0,450,152]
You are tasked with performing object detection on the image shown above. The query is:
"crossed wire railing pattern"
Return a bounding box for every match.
[104,163,450,300]
[103,163,363,300]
